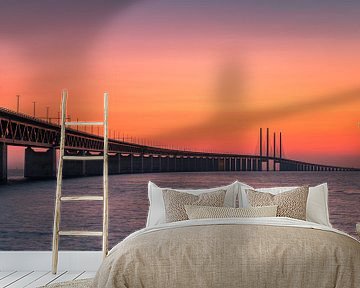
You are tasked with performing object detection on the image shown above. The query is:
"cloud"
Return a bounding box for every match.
[154,85,360,142]
[0,0,138,93]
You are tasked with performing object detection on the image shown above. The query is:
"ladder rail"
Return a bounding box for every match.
[52,89,67,274]
[102,92,109,259]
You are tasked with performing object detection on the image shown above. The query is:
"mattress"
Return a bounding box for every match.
[93,217,360,288]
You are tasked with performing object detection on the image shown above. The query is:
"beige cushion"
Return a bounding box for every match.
[184,205,278,219]
[241,183,331,227]
[246,186,309,220]
[162,189,226,223]
[146,181,240,228]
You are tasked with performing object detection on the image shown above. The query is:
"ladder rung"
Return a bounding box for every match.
[63,155,104,161]
[65,121,104,126]
[61,196,103,201]
[59,231,103,237]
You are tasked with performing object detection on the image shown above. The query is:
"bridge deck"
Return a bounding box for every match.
[1,107,358,180]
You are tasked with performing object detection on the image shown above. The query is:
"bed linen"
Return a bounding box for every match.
[93,218,360,288]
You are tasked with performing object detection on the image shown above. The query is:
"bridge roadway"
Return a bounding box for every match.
[0,107,357,182]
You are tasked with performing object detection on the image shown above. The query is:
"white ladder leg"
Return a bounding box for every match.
[102,92,109,259]
[52,89,67,274]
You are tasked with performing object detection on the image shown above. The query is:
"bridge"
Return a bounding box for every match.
[0,107,358,182]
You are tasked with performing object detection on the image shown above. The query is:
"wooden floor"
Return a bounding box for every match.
[0,251,102,288]
[0,270,95,288]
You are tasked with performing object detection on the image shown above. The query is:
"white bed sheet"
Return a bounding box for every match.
[109,217,358,255]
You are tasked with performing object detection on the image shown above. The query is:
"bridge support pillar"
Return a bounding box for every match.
[224,158,229,171]
[164,156,169,172]
[160,156,165,172]
[236,158,240,171]
[24,147,56,179]
[118,153,122,173]
[208,158,211,171]
[108,153,120,174]
[152,156,161,172]
[200,157,205,171]
[189,157,194,171]
[0,143,7,183]
[180,157,184,171]
[252,159,257,171]
[85,152,103,176]
[132,154,142,173]
[220,157,225,171]
[247,158,252,171]
[130,154,134,173]
[242,158,246,171]
[182,157,186,171]
[141,155,144,173]
[119,154,131,173]
[63,150,86,177]
[143,155,151,172]
[279,161,285,171]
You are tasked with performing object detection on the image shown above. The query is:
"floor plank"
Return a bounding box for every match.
[72,271,85,280]
[49,271,84,284]
[7,271,49,288]
[0,271,95,287]
[0,272,16,281]
[0,271,32,288]
[75,271,96,280]
[0,251,102,272]
[24,271,66,288]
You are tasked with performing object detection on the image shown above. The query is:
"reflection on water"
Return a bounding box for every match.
[0,171,359,250]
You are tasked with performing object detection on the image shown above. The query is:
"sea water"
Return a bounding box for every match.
[0,171,359,250]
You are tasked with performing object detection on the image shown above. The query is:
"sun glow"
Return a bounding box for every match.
[0,1,359,168]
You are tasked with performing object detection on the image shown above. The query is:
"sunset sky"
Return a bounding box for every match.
[0,0,359,168]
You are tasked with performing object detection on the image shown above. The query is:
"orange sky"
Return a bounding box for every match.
[0,1,359,168]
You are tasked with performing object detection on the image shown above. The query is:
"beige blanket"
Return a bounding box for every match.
[93,219,360,288]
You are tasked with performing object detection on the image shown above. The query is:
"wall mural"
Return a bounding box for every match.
[0,1,359,252]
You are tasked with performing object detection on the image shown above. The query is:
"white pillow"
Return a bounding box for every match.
[236,181,253,206]
[239,183,331,227]
[146,181,240,227]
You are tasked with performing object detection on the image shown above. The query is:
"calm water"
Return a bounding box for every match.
[0,171,359,250]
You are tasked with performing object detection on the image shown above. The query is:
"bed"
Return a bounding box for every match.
[92,181,360,288]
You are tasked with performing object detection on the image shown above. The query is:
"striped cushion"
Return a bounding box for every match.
[184,205,278,219]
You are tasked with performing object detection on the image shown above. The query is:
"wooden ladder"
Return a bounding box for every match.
[52,90,109,274]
